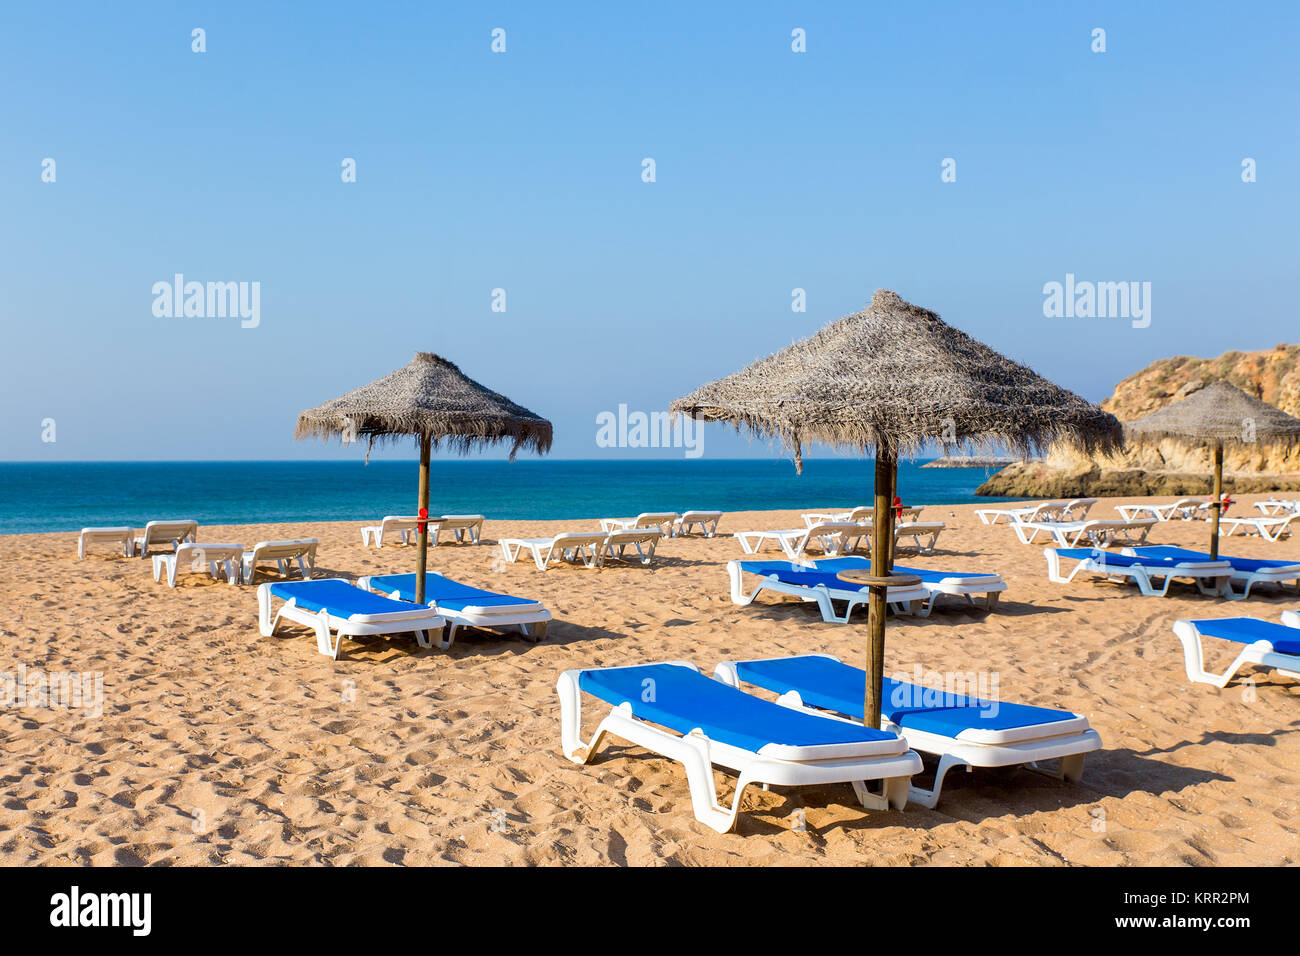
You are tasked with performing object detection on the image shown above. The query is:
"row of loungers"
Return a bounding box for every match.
[78,519,319,587]
[734,519,946,561]
[560,654,1102,832]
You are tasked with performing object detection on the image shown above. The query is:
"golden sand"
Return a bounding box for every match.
[1,495,1297,865]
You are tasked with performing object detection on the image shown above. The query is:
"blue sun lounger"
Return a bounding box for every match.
[257,578,446,659]
[727,559,930,623]
[1045,547,1235,598]
[713,654,1101,809]
[359,572,551,648]
[1171,616,1300,687]
[814,556,1007,616]
[1124,546,1300,599]
[557,661,922,832]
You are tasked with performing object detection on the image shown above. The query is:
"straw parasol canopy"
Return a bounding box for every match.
[296,352,552,457]
[671,289,1122,730]
[297,352,552,604]
[671,289,1121,471]
[1125,380,1300,557]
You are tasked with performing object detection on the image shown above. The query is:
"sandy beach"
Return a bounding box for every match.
[2,493,1297,867]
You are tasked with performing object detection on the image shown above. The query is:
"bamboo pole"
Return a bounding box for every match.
[415,434,432,605]
[1210,440,1223,561]
[863,450,896,730]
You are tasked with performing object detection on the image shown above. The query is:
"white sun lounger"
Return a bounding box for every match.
[603,529,662,565]
[1284,610,1300,628]
[431,514,485,545]
[1012,517,1156,548]
[558,661,922,833]
[803,505,924,527]
[1045,548,1234,598]
[1059,498,1098,520]
[714,654,1102,810]
[892,520,946,554]
[1256,499,1300,516]
[727,559,930,623]
[1220,512,1299,542]
[360,572,550,648]
[152,542,244,587]
[498,531,611,570]
[241,538,318,585]
[1123,545,1300,599]
[77,526,135,559]
[360,515,421,548]
[1171,616,1300,687]
[1115,498,1204,522]
[673,510,723,537]
[132,519,199,557]
[974,501,1068,525]
[258,578,445,659]
[599,512,679,537]
[733,521,859,561]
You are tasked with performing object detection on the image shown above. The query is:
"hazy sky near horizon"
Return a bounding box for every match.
[3,2,1297,463]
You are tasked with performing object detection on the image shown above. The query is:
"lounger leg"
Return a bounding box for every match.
[1172,621,1244,687]
[315,614,341,659]
[520,621,547,642]
[1059,753,1086,784]
[438,623,455,650]
[414,628,433,650]
[984,592,999,611]
[257,585,276,636]
[852,775,910,811]
[905,754,969,810]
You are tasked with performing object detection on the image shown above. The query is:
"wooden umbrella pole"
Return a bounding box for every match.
[1210,440,1223,561]
[415,434,432,605]
[864,450,895,729]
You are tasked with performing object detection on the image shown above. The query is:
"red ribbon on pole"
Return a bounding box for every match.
[892,495,903,521]
[418,507,428,534]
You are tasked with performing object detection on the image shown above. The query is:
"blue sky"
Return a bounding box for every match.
[2,1,1296,462]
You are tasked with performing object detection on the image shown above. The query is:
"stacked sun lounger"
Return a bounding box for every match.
[673,510,723,537]
[497,528,662,569]
[727,559,930,623]
[1114,498,1205,522]
[1012,517,1156,548]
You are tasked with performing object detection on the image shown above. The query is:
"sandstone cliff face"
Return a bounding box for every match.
[977,344,1300,497]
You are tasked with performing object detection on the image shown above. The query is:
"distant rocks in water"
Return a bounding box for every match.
[922,456,1032,469]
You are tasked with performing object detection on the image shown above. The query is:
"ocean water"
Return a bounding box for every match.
[0,460,1022,535]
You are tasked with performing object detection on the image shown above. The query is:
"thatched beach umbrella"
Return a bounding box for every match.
[296,352,552,604]
[671,290,1121,729]
[1125,380,1300,559]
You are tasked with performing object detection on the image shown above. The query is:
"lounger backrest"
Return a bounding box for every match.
[250,538,318,560]
[141,520,198,546]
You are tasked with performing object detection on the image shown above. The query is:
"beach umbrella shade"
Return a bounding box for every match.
[296,352,552,604]
[1124,380,1300,559]
[670,289,1121,730]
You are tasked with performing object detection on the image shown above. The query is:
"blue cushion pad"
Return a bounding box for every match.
[578,663,897,752]
[734,656,1077,737]
[368,573,538,610]
[1186,617,1300,655]
[1131,546,1298,574]
[269,580,417,617]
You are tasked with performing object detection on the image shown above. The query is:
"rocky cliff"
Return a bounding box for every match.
[977,344,1300,497]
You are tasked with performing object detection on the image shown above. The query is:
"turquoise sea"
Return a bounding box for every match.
[0,460,1022,535]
